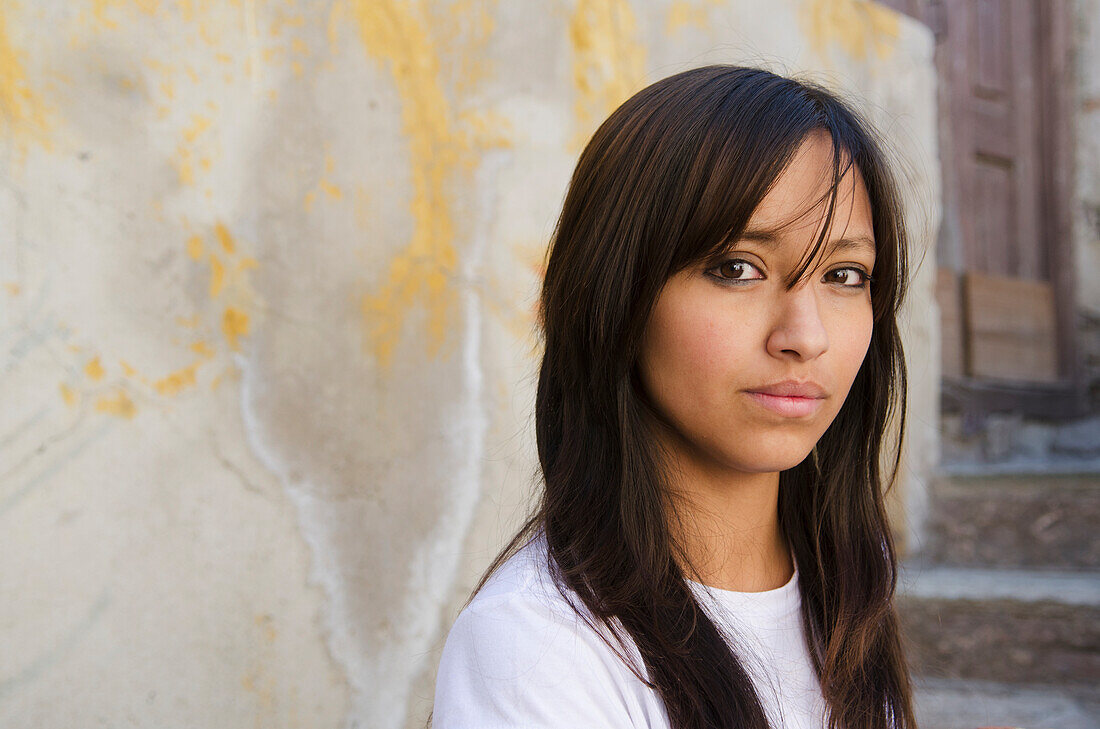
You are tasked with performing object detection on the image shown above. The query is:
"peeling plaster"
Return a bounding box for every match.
[343,0,491,371]
[568,0,645,145]
[0,2,54,162]
[799,0,900,63]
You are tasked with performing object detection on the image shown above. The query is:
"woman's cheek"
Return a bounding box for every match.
[673,310,752,395]
[849,313,875,372]
[835,314,875,397]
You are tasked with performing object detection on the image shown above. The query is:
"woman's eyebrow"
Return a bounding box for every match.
[738,228,876,255]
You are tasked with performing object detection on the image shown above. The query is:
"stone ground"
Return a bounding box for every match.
[902,410,1100,729]
[914,677,1100,729]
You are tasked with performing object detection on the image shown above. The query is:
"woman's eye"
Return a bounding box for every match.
[707,260,872,289]
[710,259,763,281]
[827,267,871,288]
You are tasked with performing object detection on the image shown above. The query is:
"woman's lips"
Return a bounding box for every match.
[745,391,825,417]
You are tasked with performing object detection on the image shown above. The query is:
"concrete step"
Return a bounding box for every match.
[920,472,1100,570]
[897,563,1100,687]
[913,677,1100,729]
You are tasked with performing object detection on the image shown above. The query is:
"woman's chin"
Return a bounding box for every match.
[718,453,813,475]
[709,437,817,474]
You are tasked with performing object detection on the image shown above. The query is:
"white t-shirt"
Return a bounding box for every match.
[433,532,829,728]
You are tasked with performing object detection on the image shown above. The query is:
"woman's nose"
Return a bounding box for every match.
[765,284,829,361]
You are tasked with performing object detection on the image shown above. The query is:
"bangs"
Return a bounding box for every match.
[666,88,820,276]
[666,91,897,318]
[784,136,865,290]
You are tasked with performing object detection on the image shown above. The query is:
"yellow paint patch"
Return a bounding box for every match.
[271,12,306,37]
[119,359,139,376]
[85,357,106,381]
[439,0,496,96]
[4,282,20,295]
[153,360,200,395]
[190,340,215,358]
[326,0,344,48]
[209,365,236,392]
[214,221,236,254]
[174,145,194,185]
[0,2,53,156]
[209,253,226,298]
[176,314,200,328]
[92,0,120,30]
[95,389,137,419]
[186,234,204,260]
[184,222,259,354]
[183,113,212,143]
[800,0,900,62]
[175,111,217,186]
[222,307,249,351]
[91,0,159,29]
[459,108,513,150]
[304,150,346,208]
[81,4,312,190]
[344,0,502,370]
[144,57,173,74]
[665,0,722,34]
[569,0,645,145]
[59,383,78,406]
[500,240,549,350]
[254,613,277,643]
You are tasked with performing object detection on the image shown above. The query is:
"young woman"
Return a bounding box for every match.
[432,65,916,729]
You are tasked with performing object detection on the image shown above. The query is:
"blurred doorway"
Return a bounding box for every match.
[879,0,1084,418]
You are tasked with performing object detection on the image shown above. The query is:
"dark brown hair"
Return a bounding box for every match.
[468,65,914,729]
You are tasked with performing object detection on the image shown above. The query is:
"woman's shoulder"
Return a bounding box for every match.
[444,533,609,664]
[433,533,667,728]
[461,532,578,618]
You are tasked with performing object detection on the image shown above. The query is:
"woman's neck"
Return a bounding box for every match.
[666,464,793,593]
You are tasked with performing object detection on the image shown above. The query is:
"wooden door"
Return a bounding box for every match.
[941,0,1058,383]
[879,0,1081,413]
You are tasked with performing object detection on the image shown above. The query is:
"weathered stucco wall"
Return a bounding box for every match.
[1075,0,1100,317]
[0,2,938,728]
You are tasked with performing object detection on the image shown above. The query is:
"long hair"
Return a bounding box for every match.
[468,65,914,729]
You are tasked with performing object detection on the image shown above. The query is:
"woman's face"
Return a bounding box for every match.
[637,131,877,477]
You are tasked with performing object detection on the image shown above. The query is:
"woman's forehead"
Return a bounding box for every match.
[744,135,874,254]
[753,135,868,221]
